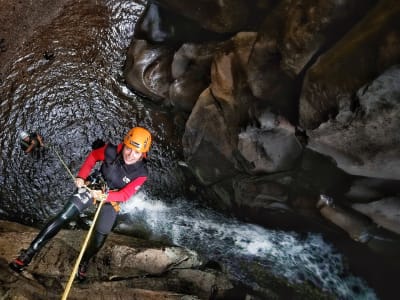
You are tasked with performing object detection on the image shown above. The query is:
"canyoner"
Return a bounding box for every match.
[9,127,152,296]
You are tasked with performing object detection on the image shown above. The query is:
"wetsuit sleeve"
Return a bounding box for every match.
[106,176,147,202]
[77,145,107,180]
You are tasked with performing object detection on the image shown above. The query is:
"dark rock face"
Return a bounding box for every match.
[124,0,400,259]
[0,0,75,76]
[307,65,400,180]
[124,39,174,101]
[153,0,252,34]
[299,0,400,129]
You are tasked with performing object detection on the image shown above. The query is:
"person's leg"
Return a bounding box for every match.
[31,202,80,251]
[9,201,80,272]
[77,204,117,281]
[77,230,108,281]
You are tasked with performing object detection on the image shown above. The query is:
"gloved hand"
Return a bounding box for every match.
[90,189,107,202]
[75,177,85,188]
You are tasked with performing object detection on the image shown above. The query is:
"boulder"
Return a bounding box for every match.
[299,0,400,129]
[352,197,400,235]
[307,65,400,180]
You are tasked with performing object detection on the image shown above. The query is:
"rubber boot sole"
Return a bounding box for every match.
[9,261,24,273]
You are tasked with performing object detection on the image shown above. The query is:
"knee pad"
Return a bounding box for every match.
[61,202,80,220]
[70,188,92,211]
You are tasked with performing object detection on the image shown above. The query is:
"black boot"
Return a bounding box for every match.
[9,248,35,273]
[77,260,89,282]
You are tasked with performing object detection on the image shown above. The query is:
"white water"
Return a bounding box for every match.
[118,192,378,300]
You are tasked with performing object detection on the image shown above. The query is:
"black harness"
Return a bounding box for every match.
[99,144,147,190]
[72,144,147,213]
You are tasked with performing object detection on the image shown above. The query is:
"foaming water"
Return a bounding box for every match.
[119,193,378,300]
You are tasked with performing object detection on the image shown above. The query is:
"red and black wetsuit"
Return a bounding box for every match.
[22,142,148,269]
[73,142,148,232]
[20,132,43,159]
[77,143,148,203]
[74,142,149,270]
[20,132,41,152]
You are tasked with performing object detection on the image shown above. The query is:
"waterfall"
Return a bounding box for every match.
[114,192,378,300]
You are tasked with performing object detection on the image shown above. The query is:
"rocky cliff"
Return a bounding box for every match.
[124,0,400,256]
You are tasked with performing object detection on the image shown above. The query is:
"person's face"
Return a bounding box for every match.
[23,136,29,142]
[122,145,143,165]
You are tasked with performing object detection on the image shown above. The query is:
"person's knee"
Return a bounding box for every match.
[70,188,92,211]
[92,231,108,249]
[60,202,80,220]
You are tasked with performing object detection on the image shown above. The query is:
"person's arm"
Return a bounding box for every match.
[106,176,147,203]
[76,144,107,180]
[24,140,36,153]
[37,134,44,147]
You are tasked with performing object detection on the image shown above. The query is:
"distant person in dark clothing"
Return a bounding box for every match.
[19,131,45,158]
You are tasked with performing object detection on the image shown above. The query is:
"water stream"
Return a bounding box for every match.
[117,192,378,299]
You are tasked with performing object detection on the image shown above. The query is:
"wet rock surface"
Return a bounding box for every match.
[0,220,233,299]
[0,0,74,78]
[0,220,335,299]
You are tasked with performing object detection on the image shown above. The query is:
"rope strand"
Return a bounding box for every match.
[48,145,76,184]
[47,144,106,299]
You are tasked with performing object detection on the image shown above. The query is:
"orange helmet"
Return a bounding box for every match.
[124,127,152,153]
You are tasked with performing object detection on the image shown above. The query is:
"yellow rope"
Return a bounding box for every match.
[61,195,106,300]
[48,144,107,299]
[51,145,76,183]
